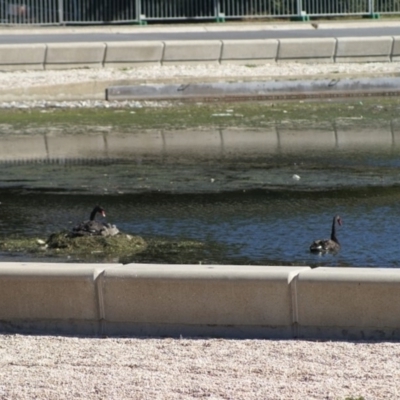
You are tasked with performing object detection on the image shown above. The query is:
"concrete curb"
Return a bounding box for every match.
[0,37,400,71]
[1,262,400,340]
[106,76,400,101]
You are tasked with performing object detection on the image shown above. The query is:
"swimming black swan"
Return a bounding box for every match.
[71,206,119,237]
[309,215,342,253]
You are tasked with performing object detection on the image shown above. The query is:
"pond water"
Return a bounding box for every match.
[1,124,400,267]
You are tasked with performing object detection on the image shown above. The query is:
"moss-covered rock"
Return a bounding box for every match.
[0,232,218,264]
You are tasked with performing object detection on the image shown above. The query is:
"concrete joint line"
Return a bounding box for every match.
[102,42,108,68]
[43,44,48,70]
[333,37,339,63]
[390,36,395,62]
[288,270,301,338]
[219,40,223,64]
[94,268,106,334]
[161,41,166,66]
[276,39,281,62]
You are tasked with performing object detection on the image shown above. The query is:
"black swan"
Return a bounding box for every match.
[309,215,342,253]
[71,206,119,237]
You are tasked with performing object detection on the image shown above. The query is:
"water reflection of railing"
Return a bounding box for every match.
[0,125,397,163]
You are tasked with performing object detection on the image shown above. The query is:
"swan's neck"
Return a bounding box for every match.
[90,210,97,221]
[330,217,339,244]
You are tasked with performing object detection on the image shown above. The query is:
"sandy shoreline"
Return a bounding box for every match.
[0,334,398,399]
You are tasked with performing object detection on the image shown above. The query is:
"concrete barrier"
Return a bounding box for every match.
[0,135,47,161]
[1,263,400,339]
[220,39,278,64]
[162,40,222,65]
[335,37,393,63]
[162,130,222,156]
[45,132,106,160]
[0,263,102,334]
[336,126,393,149]
[295,267,400,340]
[105,131,164,158]
[0,44,46,70]
[278,38,336,63]
[104,41,164,67]
[391,36,400,62]
[221,128,279,155]
[278,127,337,153]
[45,42,106,69]
[100,264,309,337]
[0,37,400,71]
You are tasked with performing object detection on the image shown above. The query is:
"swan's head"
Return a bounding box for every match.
[335,215,342,226]
[94,205,106,217]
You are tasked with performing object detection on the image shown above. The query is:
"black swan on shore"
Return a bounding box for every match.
[309,215,342,254]
[70,206,119,237]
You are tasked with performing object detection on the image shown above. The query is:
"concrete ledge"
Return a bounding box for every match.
[163,130,222,155]
[296,267,400,340]
[390,36,400,61]
[335,37,393,62]
[0,263,102,334]
[0,44,46,70]
[101,264,309,337]
[162,40,222,65]
[0,37,399,72]
[221,128,279,155]
[104,41,164,67]
[106,77,400,101]
[45,132,106,159]
[278,127,337,152]
[220,39,278,64]
[278,38,336,63]
[45,42,106,69]
[106,131,164,157]
[1,263,400,340]
[336,126,393,149]
[0,135,47,161]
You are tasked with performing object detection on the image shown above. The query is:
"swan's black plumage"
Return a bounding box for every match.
[310,215,342,253]
[71,206,119,237]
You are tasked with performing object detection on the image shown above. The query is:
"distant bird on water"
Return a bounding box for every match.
[309,215,342,254]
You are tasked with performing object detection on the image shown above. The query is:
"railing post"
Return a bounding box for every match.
[214,0,225,23]
[58,0,64,25]
[366,0,380,18]
[292,0,309,21]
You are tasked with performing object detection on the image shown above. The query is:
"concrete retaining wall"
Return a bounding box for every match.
[0,36,399,70]
[1,262,400,340]
[0,125,392,163]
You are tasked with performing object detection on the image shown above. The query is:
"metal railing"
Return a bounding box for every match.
[0,0,399,25]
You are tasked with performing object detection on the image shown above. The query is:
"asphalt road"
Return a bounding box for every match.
[1,25,400,44]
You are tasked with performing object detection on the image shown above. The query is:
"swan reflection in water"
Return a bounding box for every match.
[309,215,342,254]
[70,205,119,238]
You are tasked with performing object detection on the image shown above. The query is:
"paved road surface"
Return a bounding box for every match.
[1,25,400,44]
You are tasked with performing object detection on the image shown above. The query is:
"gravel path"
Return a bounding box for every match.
[1,62,399,90]
[0,334,398,400]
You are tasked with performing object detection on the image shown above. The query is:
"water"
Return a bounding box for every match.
[1,127,400,267]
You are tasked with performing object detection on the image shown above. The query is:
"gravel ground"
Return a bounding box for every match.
[0,334,398,400]
[1,62,399,90]
[1,62,400,108]
[2,58,400,399]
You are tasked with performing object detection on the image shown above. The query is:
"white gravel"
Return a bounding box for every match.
[0,62,399,90]
[0,334,398,399]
